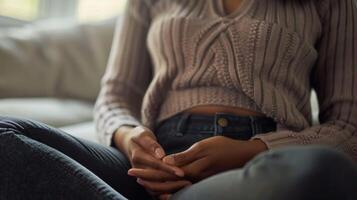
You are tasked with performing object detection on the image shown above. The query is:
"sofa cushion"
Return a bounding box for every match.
[0,18,116,102]
[0,98,93,127]
[60,122,98,143]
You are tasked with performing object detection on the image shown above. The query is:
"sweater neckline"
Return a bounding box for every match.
[211,0,254,19]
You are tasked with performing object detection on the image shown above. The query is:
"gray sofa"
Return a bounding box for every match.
[0,18,117,143]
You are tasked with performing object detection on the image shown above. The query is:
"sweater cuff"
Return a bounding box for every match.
[101,115,142,146]
[251,130,303,149]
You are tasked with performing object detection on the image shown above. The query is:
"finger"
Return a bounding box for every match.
[159,194,172,200]
[137,178,192,193]
[181,158,211,182]
[163,144,203,167]
[134,134,166,159]
[128,168,181,181]
[131,150,185,177]
[145,189,159,197]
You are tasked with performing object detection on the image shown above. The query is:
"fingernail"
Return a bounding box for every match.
[127,170,134,176]
[155,148,165,158]
[136,178,143,184]
[163,156,175,165]
[175,169,184,177]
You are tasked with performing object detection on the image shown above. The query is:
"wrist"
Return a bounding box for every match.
[113,125,136,154]
[236,139,268,164]
[249,139,268,154]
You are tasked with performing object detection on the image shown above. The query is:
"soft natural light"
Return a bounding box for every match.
[78,0,127,22]
[0,0,39,21]
[0,0,127,22]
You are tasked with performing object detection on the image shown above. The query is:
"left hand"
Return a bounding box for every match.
[162,136,268,182]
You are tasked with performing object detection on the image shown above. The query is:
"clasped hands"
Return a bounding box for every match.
[115,126,267,200]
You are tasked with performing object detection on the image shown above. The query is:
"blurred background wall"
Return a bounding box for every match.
[0,0,127,24]
[0,0,128,142]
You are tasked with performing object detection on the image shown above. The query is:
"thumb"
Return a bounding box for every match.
[159,194,172,200]
[142,136,166,159]
[163,144,201,167]
[133,129,166,159]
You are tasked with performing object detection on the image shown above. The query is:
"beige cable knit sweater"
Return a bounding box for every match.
[94,0,357,162]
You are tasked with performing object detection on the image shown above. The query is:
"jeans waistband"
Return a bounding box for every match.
[156,112,277,139]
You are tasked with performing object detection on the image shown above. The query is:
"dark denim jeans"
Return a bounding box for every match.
[155,112,277,155]
[0,114,356,200]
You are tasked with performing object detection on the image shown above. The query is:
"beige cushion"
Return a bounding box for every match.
[0,18,116,102]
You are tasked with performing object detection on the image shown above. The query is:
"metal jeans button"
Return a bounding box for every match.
[217,118,228,127]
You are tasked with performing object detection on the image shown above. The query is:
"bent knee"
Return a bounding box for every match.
[298,146,356,182]
[260,146,353,167]
[272,147,355,191]
[0,130,27,150]
[290,146,354,170]
[288,147,357,198]
[268,146,355,174]
[248,146,357,199]
[0,116,41,132]
[250,146,356,182]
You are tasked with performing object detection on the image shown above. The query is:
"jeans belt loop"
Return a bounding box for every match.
[214,113,219,136]
[249,116,256,136]
[176,113,191,136]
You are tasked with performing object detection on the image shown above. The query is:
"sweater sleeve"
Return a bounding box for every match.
[94,0,154,146]
[252,0,357,162]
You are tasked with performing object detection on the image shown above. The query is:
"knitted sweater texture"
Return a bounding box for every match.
[94,0,357,162]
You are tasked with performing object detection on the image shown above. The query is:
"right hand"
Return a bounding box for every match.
[113,126,190,195]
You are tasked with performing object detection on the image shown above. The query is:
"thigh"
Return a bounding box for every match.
[0,130,125,200]
[171,146,357,200]
[0,116,152,200]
